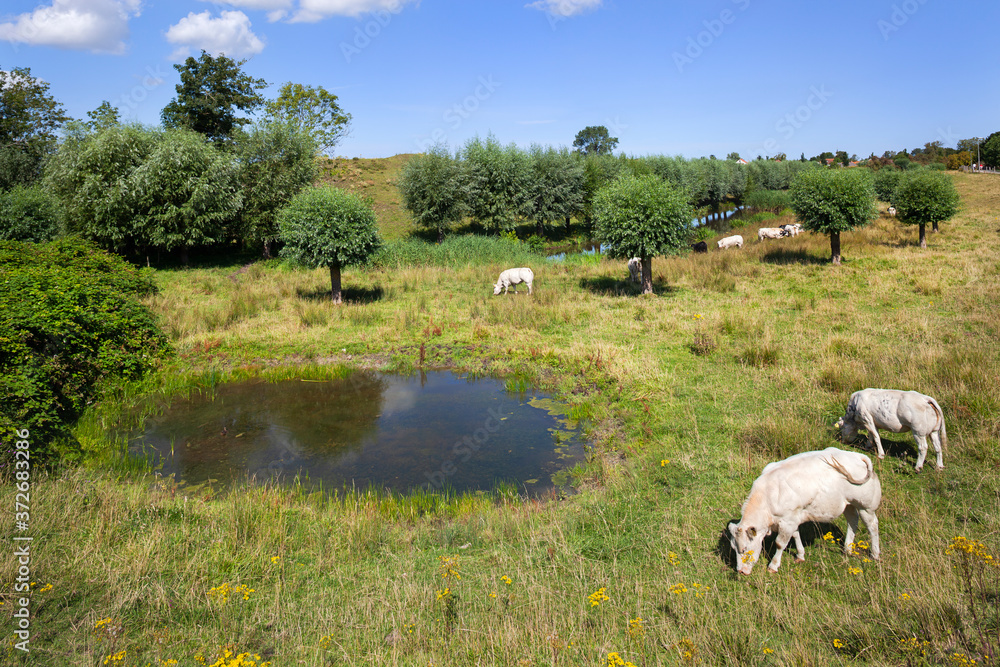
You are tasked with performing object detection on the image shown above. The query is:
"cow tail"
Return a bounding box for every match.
[827,455,871,485]
[928,398,947,450]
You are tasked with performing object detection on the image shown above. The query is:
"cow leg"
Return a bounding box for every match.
[859,509,880,560]
[792,530,806,562]
[528,282,532,295]
[767,527,795,572]
[932,430,944,470]
[864,422,885,459]
[843,505,860,555]
[913,433,929,471]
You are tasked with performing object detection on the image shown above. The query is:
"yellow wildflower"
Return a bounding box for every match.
[588,587,610,607]
[501,575,513,586]
[833,639,844,649]
[660,459,670,467]
[627,617,645,639]
[667,551,680,566]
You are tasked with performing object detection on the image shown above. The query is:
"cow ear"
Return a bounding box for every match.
[727,522,738,536]
[747,527,757,539]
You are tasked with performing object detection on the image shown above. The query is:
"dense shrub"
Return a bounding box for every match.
[872,168,901,202]
[0,238,170,467]
[462,135,532,232]
[744,189,790,213]
[397,144,469,243]
[0,185,63,242]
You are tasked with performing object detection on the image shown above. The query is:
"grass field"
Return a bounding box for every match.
[3,173,999,666]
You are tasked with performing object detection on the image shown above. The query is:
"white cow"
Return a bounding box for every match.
[887,206,897,217]
[717,235,743,250]
[835,388,947,471]
[728,448,881,575]
[493,267,534,295]
[758,227,788,241]
[779,223,803,237]
[627,257,641,284]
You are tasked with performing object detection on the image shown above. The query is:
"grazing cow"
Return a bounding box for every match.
[728,447,881,575]
[779,223,803,237]
[758,227,789,241]
[717,234,743,250]
[691,241,708,253]
[627,257,641,284]
[835,388,947,471]
[887,206,897,217]
[493,267,534,295]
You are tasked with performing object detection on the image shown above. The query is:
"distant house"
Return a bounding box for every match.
[825,158,835,166]
[736,158,748,165]
[848,161,859,167]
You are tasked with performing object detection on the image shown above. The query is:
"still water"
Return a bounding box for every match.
[130,371,585,496]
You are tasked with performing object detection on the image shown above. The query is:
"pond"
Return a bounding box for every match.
[129,371,586,496]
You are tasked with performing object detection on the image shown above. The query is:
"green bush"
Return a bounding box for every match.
[927,162,946,171]
[872,168,901,202]
[744,189,790,213]
[0,185,63,242]
[0,238,170,467]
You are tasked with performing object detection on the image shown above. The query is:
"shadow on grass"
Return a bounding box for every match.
[578,276,678,297]
[844,436,924,470]
[714,520,844,574]
[296,285,385,304]
[760,248,830,265]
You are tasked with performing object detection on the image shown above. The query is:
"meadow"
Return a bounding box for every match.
[2,173,999,666]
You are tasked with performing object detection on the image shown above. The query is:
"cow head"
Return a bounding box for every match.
[835,416,859,443]
[493,282,503,295]
[728,522,767,575]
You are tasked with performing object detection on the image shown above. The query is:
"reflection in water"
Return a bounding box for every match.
[130,371,585,496]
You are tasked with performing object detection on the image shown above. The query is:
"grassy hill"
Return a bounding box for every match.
[317,154,417,240]
[5,173,1000,666]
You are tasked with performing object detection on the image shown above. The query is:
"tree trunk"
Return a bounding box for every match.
[919,223,927,249]
[565,216,571,232]
[329,263,343,304]
[262,239,272,259]
[830,231,841,266]
[437,227,444,244]
[932,220,939,233]
[641,256,653,295]
[537,220,544,237]
[180,246,190,266]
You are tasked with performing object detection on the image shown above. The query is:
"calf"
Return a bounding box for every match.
[835,388,947,471]
[691,241,708,253]
[493,267,534,295]
[757,227,788,241]
[728,447,881,574]
[779,223,802,237]
[717,234,743,250]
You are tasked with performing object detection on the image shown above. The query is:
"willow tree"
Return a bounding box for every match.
[277,186,382,304]
[891,170,960,248]
[593,174,693,294]
[790,168,877,265]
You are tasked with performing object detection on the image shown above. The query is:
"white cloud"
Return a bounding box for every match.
[198,0,292,22]
[165,10,266,59]
[289,0,417,23]
[0,0,141,54]
[526,0,602,17]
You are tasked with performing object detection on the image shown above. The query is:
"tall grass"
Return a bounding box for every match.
[374,235,543,269]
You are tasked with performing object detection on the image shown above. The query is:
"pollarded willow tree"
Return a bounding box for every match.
[891,170,960,248]
[397,144,469,243]
[790,168,877,265]
[593,174,694,294]
[277,186,382,304]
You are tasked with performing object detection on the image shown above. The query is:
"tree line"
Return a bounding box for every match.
[0,52,351,262]
[398,137,825,242]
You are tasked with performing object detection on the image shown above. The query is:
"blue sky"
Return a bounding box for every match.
[2,0,997,159]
